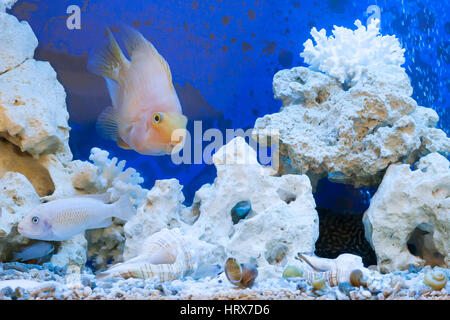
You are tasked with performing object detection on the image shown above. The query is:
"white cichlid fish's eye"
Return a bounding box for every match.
[152,112,163,124]
[32,216,40,224]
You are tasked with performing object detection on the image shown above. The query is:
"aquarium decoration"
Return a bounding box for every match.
[230,200,252,224]
[0,0,448,301]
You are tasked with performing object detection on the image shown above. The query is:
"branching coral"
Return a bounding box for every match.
[300,19,405,84]
[86,147,147,206]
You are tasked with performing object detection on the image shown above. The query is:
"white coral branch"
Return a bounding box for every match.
[300,19,405,84]
[89,147,147,206]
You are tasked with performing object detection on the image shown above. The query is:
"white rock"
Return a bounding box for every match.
[118,137,318,278]
[51,234,87,268]
[0,171,39,236]
[0,172,40,235]
[0,9,37,73]
[0,59,70,158]
[0,172,40,261]
[253,65,450,187]
[187,137,318,274]
[363,153,450,273]
[123,179,188,260]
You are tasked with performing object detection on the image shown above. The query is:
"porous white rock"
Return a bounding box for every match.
[0,172,40,261]
[253,65,450,187]
[0,59,71,158]
[123,179,188,260]
[51,234,87,268]
[300,19,405,84]
[0,8,37,74]
[0,5,77,267]
[186,137,319,273]
[0,172,40,237]
[119,137,318,278]
[363,153,450,273]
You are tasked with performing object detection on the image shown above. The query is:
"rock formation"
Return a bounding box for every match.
[253,20,449,188]
[122,137,319,279]
[363,153,449,273]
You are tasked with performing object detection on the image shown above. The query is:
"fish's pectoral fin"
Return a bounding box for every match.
[116,137,132,150]
[87,27,129,81]
[96,106,120,141]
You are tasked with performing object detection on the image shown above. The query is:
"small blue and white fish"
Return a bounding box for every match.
[17,194,133,241]
[12,242,54,263]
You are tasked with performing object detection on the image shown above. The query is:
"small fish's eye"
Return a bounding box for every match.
[31,216,39,224]
[152,112,163,124]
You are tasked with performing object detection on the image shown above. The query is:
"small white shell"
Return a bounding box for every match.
[97,228,196,282]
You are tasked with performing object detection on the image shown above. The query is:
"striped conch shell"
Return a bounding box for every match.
[97,228,197,282]
[296,253,369,287]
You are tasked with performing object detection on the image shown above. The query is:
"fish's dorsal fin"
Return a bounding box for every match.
[87,27,129,82]
[96,106,120,141]
[119,24,146,58]
[48,193,110,203]
[119,25,174,90]
[73,193,110,203]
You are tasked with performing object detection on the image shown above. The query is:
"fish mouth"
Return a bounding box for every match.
[165,112,188,131]
[164,112,188,154]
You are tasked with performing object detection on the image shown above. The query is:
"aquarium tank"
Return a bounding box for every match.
[0,0,448,302]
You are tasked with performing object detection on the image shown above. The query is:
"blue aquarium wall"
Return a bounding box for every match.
[8,0,449,206]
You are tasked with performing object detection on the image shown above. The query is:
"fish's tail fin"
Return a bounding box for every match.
[112,195,135,221]
[87,27,128,81]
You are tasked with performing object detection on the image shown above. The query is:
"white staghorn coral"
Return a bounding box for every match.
[300,19,405,84]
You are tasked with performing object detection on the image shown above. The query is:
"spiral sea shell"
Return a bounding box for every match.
[97,228,196,282]
[225,257,258,288]
[424,270,448,291]
[296,253,369,287]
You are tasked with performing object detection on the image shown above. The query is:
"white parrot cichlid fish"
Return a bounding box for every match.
[17,194,133,241]
[88,25,188,155]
